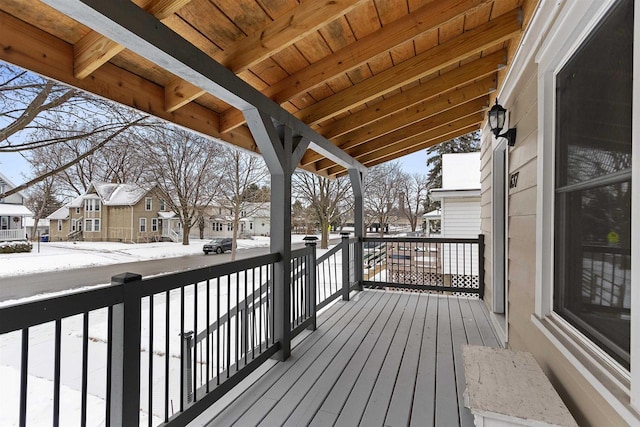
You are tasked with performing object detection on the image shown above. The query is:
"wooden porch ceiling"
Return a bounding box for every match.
[0,0,537,178]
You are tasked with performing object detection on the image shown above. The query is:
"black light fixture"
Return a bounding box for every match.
[488,99,517,146]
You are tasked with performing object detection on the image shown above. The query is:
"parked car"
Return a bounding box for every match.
[203,237,233,254]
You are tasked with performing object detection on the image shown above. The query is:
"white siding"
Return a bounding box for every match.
[441,197,481,238]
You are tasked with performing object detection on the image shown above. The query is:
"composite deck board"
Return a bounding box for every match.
[255,291,388,426]
[448,297,476,427]
[410,292,439,427]
[209,291,499,427]
[283,293,401,426]
[383,294,428,427]
[435,296,460,427]
[209,291,377,426]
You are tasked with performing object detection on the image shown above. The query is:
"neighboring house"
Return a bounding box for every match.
[422,209,441,237]
[47,182,176,243]
[480,0,639,425]
[430,152,481,238]
[197,203,270,239]
[0,172,32,242]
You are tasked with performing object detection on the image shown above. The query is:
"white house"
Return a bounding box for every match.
[429,152,481,238]
[0,172,32,241]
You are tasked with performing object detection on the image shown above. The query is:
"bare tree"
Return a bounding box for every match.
[399,173,429,232]
[23,174,63,240]
[140,127,224,245]
[364,162,403,237]
[293,172,352,249]
[217,147,269,260]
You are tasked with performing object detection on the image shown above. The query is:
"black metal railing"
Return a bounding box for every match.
[0,234,485,426]
[0,253,281,427]
[362,235,485,296]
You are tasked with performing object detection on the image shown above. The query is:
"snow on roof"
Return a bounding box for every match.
[67,195,84,208]
[158,211,177,219]
[423,209,441,219]
[47,205,69,220]
[441,152,480,190]
[0,204,32,216]
[88,182,150,206]
[0,171,27,199]
[24,217,49,227]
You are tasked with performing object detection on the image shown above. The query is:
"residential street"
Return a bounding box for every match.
[0,244,291,302]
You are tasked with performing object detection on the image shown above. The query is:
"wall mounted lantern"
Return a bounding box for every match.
[488,100,517,146]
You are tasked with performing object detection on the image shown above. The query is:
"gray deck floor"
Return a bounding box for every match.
[205,290,500,427]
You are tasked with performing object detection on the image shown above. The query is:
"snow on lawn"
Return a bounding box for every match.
[0,236,281,278]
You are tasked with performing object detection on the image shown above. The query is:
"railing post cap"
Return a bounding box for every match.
[303,236,318,246]
[111,272,142,284]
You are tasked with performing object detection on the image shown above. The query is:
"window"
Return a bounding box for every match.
[140,218,147,232]
[151,218,158,232]
[250,222,253,230]
[57,220,62,232]
[145,197,152,211]
[94,219,100,232]
[553,0,632,369]
[159,199,166,211]
[227,223,233,231]
[84,199,100,212]
[76,207,80,214]
[71,219,76,232]
[85,219,93,232]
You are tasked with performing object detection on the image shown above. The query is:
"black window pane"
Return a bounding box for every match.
[555,182,631,367]
[554,0,633,370]
[555,0,633,188]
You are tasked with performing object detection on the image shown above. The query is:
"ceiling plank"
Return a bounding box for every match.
[319,50,505,140]
[220,0,369,74]
[331,76,494,151]
[163,0,368,114]
[219,0,490,133]
[74,0,190,79]
[295,9,521,126]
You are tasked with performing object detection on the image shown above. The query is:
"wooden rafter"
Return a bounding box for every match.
[295,9,522,126]
[313,99,488,173]
[164,0,368,113]
[218,0,491,133]
[74,0,190,79]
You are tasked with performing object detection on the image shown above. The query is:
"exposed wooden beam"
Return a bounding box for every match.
[361,123,481,168]
[319,50,505,140]
[74,0,190,79]
[296,9,521,126]
[0,10,258,153]
[300,75,495,166]
[220,0,369,74]
[313,99,487,172]
[164,0,367,113]
[218,0,491,133]
[330,122,481,178]
[41,0,366,173]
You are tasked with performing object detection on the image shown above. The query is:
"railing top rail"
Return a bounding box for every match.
[291,245,313,259]
[139,252,281,297]
[363,236,480,244]
[0,285,124,333]
[316,241,344,264]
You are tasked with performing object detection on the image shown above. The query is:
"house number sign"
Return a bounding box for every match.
[509,172,519,189]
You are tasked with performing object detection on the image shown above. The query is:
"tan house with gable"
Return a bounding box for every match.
[47,182,175,243]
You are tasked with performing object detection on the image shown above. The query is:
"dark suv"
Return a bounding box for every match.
[203,238,233,254]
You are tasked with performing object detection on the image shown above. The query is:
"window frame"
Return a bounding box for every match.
[145,197,152,211]
[533,0,640,415]
[139,217,147,232]
[151,218,158,232]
